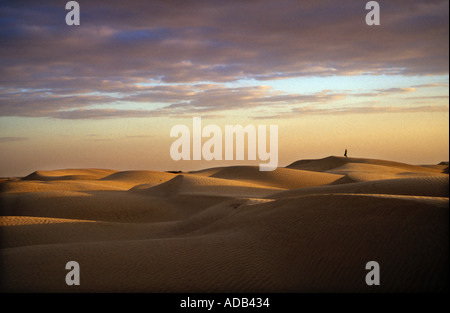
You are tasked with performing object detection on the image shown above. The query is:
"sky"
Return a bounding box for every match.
[0,0,449,177]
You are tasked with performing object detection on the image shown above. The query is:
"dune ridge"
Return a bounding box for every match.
[287,156,446,173]
[23,169,117,181]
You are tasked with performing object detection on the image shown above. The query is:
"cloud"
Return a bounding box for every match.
[1,85,350,119]
[2,1,448,83]
[1,81,447,119]
[355,87,418,97]
[0,0,448,119]
[412,82,449,88]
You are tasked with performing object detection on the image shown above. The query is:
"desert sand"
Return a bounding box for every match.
[0,156,448,292]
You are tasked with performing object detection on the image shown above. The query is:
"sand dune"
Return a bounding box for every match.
[0,179,131,194]
[0,190,212,223]
[0,156,448,292]
[133,173,283,198]
[326,163,448,182]
[23,169,117,181]
[288,156,445,174]
[1,194,447,292]
[1,170,177,194]
[102,170,176,185]
[191,166,345,189]
[270,175,449,199]
[422,163,449,172]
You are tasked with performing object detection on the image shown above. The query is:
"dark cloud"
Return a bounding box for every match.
[0,0,448,118]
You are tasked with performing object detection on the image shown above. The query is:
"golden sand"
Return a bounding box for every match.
[1,156,448,292]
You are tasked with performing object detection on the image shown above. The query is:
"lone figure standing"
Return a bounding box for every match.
[344,149,348,158]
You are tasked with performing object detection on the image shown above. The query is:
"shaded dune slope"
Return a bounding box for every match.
[270,176,449,199]
[1,194,448,292]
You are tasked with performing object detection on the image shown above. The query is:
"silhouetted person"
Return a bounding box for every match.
[344,149,348,158]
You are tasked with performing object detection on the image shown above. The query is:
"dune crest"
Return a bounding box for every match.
[288,156,445,174]
[23,169,117,181]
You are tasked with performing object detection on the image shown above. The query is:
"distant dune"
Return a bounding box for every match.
[23,169,117,181]
[0,156,448,292]
[289,155,445,173]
